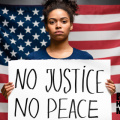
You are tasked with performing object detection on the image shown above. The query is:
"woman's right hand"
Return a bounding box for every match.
[1,82,14,100]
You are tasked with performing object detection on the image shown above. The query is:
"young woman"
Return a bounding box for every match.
[1,0,116,99]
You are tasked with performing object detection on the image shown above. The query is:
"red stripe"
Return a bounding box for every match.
[0,113,7,120]
[69,40,120,50]
[111,75,120,84]
[96,56,120,66]
[0,74,8,83]
[76,5,120,15]
[0,94,8,103]
[72,22,120,31]
[112,112,120,120]
[111,94,117,103]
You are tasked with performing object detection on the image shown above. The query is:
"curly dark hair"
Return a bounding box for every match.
[41,0,80,25]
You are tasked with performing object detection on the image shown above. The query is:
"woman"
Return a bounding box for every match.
[1,0,116,99]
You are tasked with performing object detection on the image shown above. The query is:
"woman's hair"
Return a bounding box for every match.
[42,0,80,25]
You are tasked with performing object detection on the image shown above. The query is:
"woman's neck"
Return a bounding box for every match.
[47,38,72,52]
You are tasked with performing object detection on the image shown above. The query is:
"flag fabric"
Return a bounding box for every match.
[0,0,120,120]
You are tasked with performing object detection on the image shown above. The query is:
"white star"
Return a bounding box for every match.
[18,57,25,60]
[32,8,39,15]
[18,45,25,51]
[33,46,40,51]
[2,8,9,14]
[9,14,16,20]
[10,39,16,44]
[48,35,51,40]
[32,21,40,27]
[0,51,3,56]
[17,33,24,40]
[40,15,44,21]
[10,50,17,57]
[4,56,10,63]
[9,26,16,33]
[25,51,30,56]
[3,32,9,37]
[25,39,32,46]
[17,20,24,27]
[40,26,46,33]
[24,15,32,21]
[17,8,24,15]
[25,26,32,33]
[40,39,47,46]
[2,19,9,26]
[3,43,9,50]
[32,33,40,40]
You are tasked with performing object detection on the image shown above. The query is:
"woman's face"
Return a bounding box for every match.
[45,9,73,41]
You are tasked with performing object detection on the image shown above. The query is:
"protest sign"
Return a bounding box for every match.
[8,60,111,120]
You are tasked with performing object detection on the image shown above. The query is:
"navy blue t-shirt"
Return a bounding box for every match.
[26,47,93,60]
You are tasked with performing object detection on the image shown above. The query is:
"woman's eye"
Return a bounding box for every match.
[50,21,67,24]
[63,21,67,23]
[50,21,54,24]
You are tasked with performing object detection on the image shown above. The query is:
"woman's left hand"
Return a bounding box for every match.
[105,79,116,95]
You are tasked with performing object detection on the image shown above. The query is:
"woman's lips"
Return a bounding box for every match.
[55,32,63,34]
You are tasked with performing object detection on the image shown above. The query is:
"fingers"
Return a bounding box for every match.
[1,82,13,92]
[105,79,116,95]
[2,85,14,97]
[106,85,116,92]
[107,87,115,95]
[5,90,12,100]
[105,82,115,87]
[106,79,114,84]
[1,82,14,99]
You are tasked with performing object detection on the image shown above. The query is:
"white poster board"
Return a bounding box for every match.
[8,60,111,120]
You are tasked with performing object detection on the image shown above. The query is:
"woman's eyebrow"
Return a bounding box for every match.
[49,17,68,20]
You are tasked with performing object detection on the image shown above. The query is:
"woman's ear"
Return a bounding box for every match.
[70,26,73,30]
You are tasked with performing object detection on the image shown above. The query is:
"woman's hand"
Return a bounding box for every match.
[1,82,14,100]
[105,79,116,95]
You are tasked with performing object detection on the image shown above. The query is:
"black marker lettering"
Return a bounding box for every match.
[15,69,27,89]
[14,98,28,117]
[27,69,37,89]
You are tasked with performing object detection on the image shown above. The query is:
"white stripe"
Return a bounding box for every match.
[0,103,8,112]
[115,84,120,93]
[74,14,120,24]
[112,103,116,113]
[84,46,120,58]
[0,65,8,75]
[0,0,44,5]
[69,30,120,41]
[0,83,4,93]
[111,65,120,75]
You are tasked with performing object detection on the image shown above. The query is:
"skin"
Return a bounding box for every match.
[1,9,116,99]
[45,9,73,58]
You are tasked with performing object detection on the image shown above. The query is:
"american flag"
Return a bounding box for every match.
[0,0,120,120]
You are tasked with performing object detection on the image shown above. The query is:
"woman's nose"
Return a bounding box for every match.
[56,21,62,28]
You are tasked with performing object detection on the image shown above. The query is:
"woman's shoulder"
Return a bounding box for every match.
[26,48,46,60]
[74,48,93,60]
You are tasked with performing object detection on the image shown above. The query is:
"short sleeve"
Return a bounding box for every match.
[84,51,94,60]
